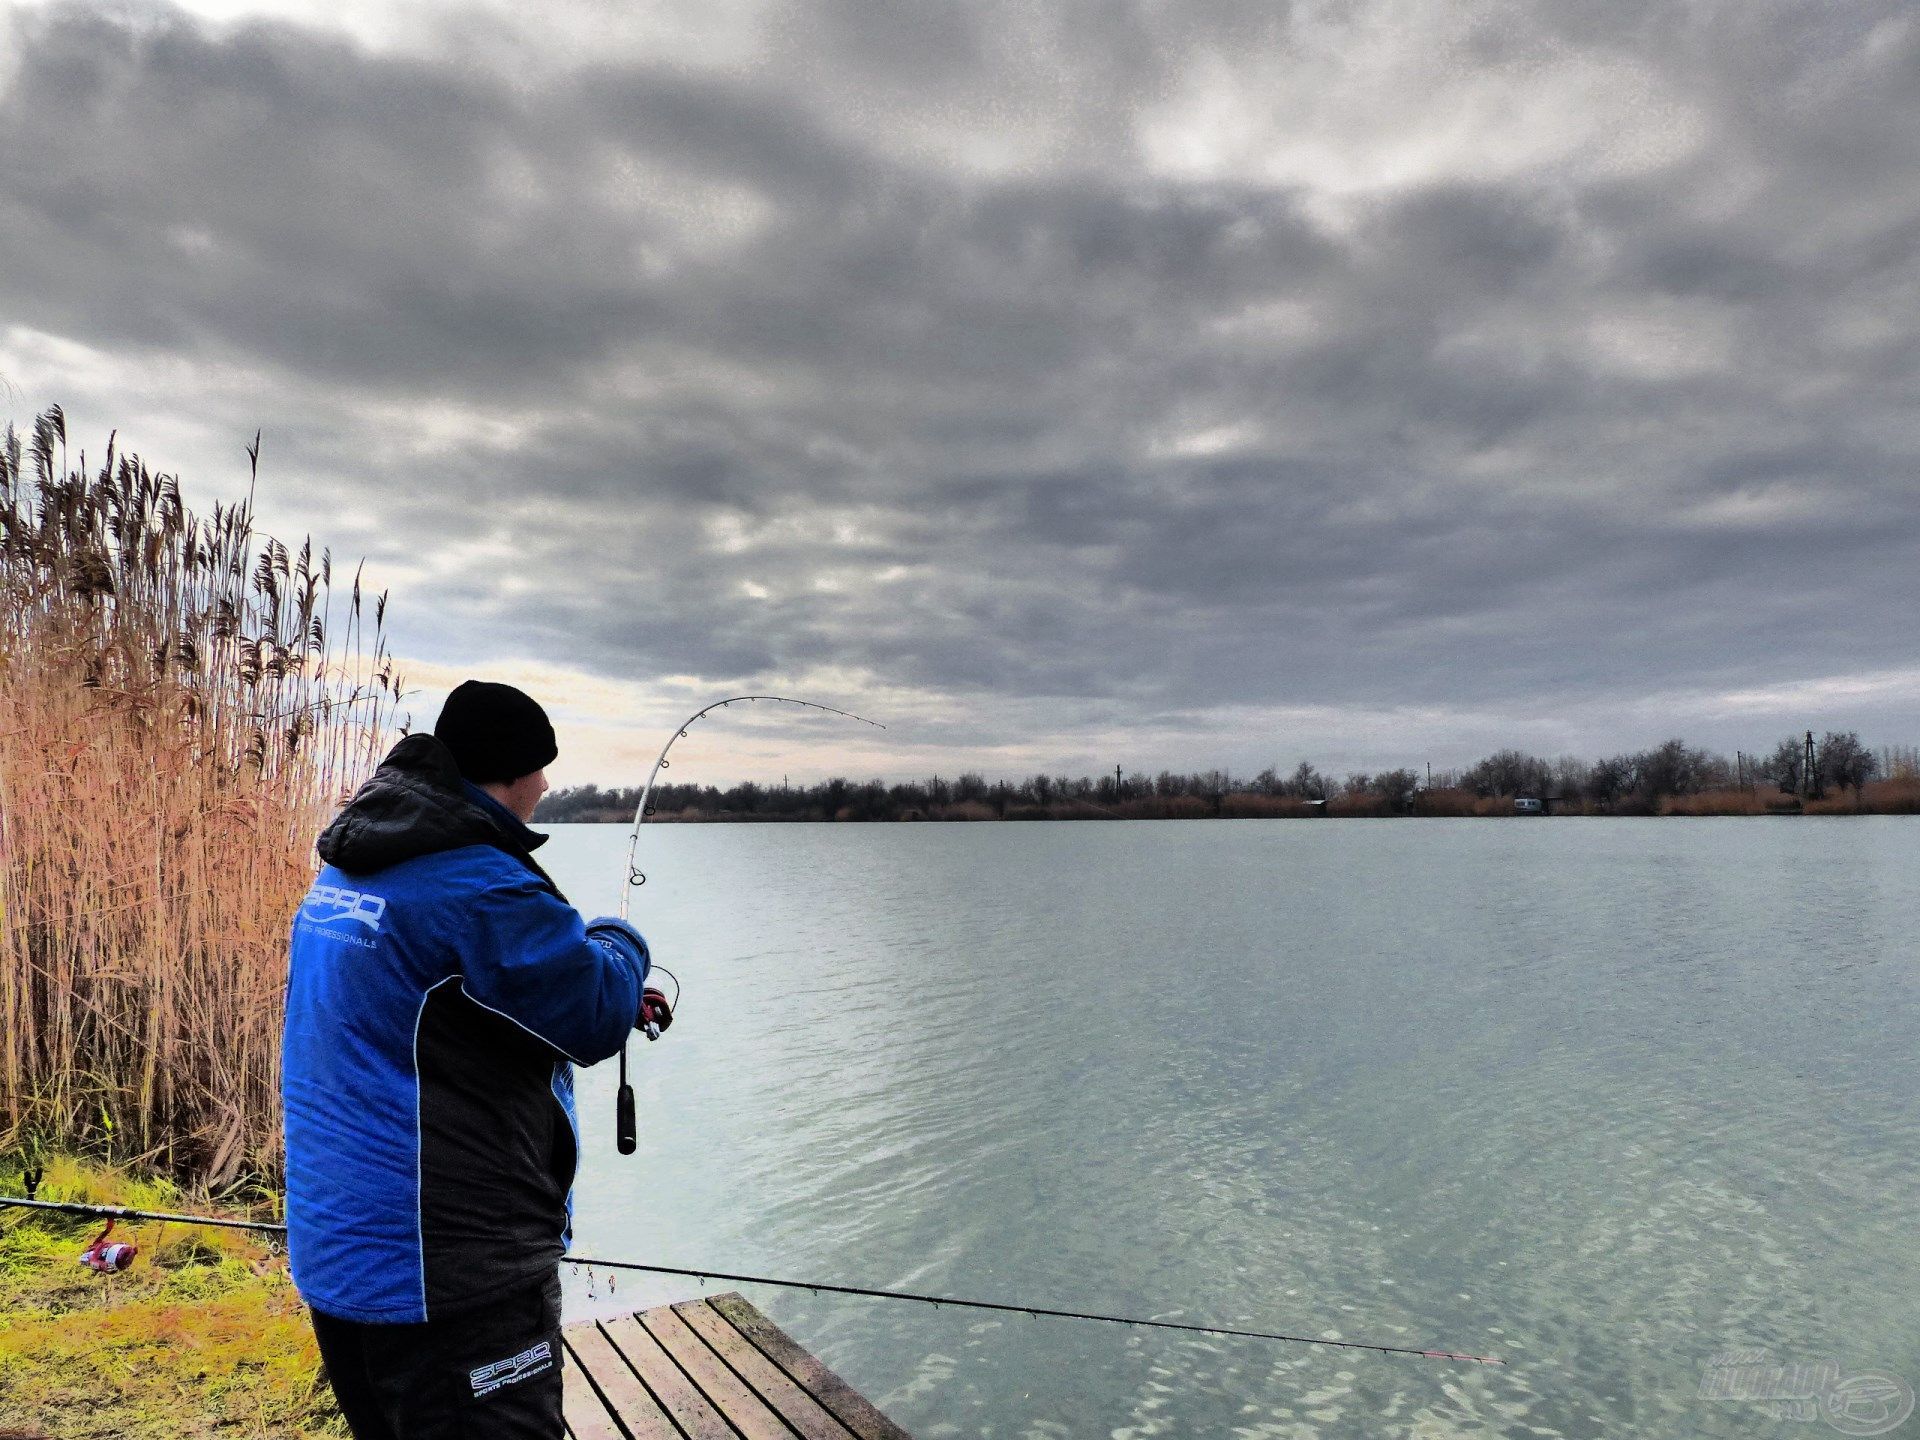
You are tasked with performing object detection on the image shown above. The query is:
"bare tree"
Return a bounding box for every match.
[1551,755,1590,798]
[1373,768,1420,813]
[1880,745,1920,781]
[1819,731,1877,795]
[1633,738,1714,799]
[1463,749,1551,798]
[1585,755,1634,809]
[1763,735,1805,794]
[1286,761,1326,800]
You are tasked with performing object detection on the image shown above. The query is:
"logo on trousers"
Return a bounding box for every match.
[469,1341,553,1398]
[1701,1350,1914,1435]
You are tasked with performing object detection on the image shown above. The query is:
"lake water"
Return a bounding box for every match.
[539,818,1920,1439]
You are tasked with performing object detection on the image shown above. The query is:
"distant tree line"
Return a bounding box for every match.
[535,733,1920,823]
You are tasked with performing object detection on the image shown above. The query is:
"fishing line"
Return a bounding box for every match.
[559,1254,1506,1364]
[0,1194,1503,1365]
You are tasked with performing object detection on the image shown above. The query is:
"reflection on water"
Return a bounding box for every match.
[542,818,1920,1438]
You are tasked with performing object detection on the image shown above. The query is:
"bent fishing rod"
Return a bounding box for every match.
[0,1192,1503,1365]
[611,695,886,1153]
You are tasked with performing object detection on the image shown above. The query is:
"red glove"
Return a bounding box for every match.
[639,987,674,1038]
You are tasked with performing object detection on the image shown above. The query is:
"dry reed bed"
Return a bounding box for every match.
[1,408,397,1186]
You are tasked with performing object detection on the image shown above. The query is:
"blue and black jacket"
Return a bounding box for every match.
[282,734,648,1324]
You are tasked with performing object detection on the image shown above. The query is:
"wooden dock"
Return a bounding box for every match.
[562,1291,913,1440]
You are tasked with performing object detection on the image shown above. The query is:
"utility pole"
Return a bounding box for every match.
[1114,763,1123,802]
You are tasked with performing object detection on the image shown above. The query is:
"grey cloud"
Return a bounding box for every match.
[3,0,1918,772]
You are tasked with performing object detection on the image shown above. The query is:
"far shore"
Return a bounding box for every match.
[542,779,1920,825]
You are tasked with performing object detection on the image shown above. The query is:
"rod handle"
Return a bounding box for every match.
[616,1082,637,1155]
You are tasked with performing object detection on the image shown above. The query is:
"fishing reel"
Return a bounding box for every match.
[639,983,675,1041]
[79,1219,137,1275]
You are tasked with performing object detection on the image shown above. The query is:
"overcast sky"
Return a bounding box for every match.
[3,0,1916,785]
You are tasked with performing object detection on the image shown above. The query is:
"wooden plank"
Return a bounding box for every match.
[564,1323,680,1440]
[561,1347,633,1440]
[602,1313,737,1440]
[674,1299,856,1440]
[640,1304,793,1440]
[708,1292,913,1440]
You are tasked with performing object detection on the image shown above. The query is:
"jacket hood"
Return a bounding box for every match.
[317,733,554,880]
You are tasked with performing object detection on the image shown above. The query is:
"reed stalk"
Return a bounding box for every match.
[0,407,399,1187]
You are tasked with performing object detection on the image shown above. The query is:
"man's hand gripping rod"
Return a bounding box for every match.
[612,696,885,1153]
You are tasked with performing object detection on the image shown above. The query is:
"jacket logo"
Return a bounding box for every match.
[300,885,388,932]
[469,1341,553,1397]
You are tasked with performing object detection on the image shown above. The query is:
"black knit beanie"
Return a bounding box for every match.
[433,680,558,783]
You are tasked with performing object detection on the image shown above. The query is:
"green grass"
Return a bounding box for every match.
[0,1154,344,1439]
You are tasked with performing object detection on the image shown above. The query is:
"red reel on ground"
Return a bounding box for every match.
[78,1219,137,1275]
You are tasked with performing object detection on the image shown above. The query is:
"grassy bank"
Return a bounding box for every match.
[0,1154,338,1440]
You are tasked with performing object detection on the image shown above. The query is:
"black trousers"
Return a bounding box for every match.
[311,1270,564,1440]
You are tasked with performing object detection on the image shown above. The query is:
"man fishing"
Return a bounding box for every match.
[282,679,674,1440]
